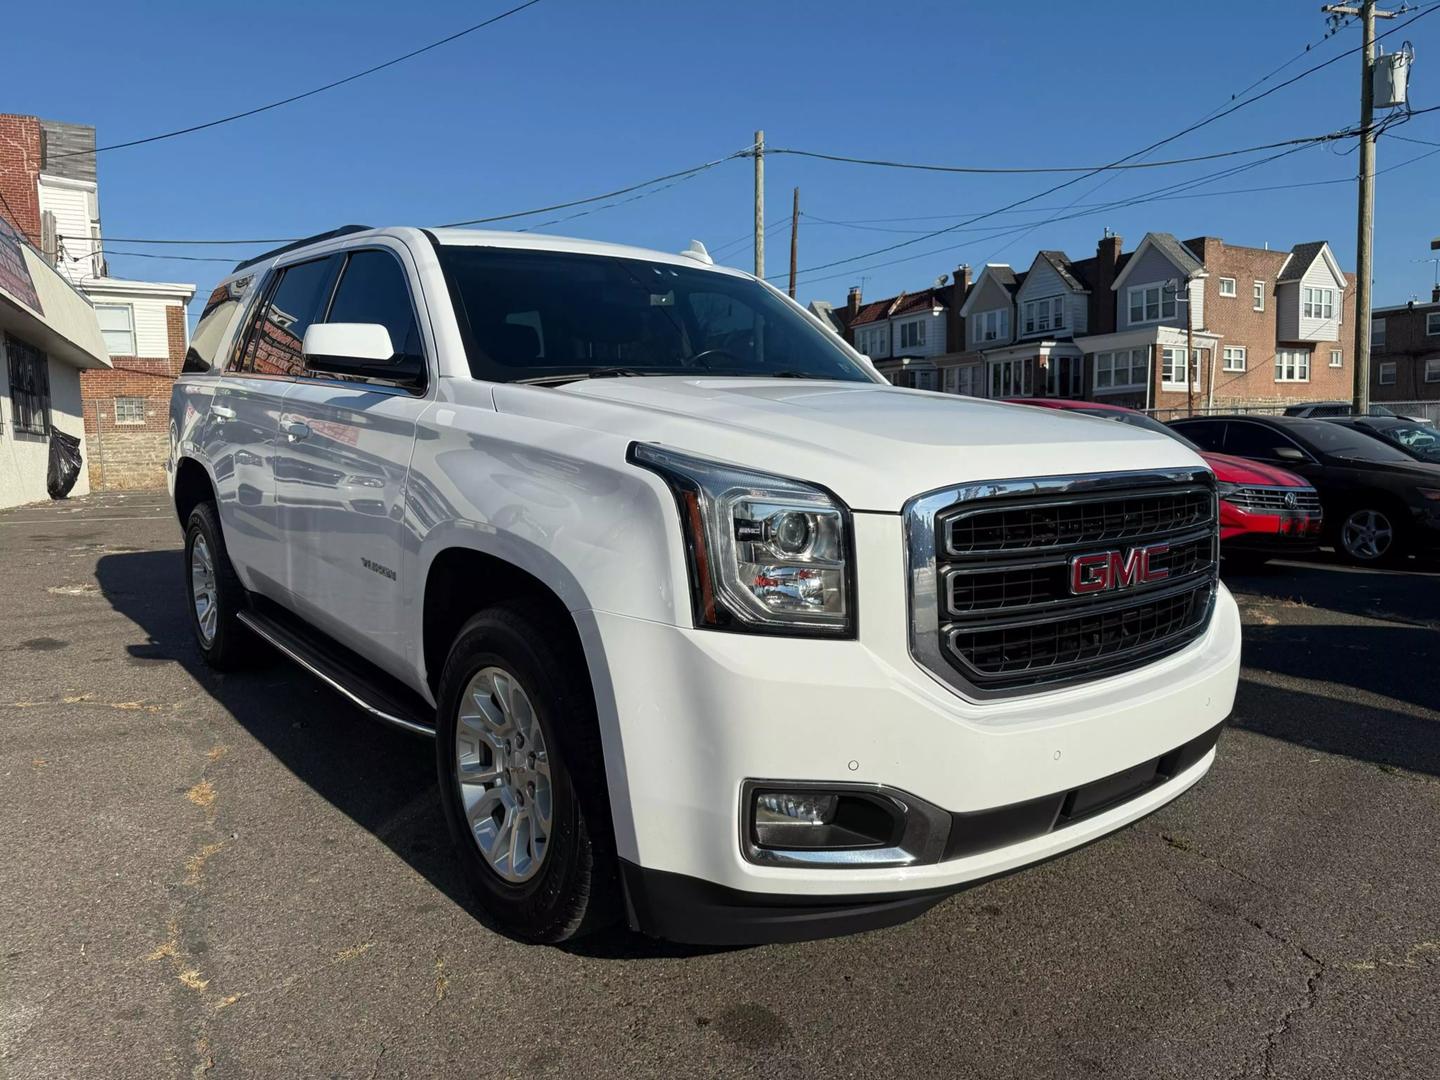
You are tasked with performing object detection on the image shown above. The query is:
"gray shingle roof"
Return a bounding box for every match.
[1278,241,1328,284]
[1146,232,1203,277]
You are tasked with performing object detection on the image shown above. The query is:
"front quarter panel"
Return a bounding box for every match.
[405,379,692,682]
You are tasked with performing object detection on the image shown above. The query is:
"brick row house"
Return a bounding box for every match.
[1370,288,1440,402]
[0,114,194,495]
[826,230,1356,413]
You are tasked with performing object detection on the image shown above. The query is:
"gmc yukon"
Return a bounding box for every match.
[168,225,1241,945]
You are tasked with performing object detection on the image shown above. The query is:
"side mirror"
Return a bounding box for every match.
[302,323,420,384]
[1273,446,1306,462]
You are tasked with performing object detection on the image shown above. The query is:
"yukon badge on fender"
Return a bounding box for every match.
[1068,544,1171,595]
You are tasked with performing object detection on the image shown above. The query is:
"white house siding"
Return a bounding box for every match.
[890,310,945,358]
[1277,258,1345,342]
[131,297,178,358]
[1015,260,1088,338]
[0,354,90,509]
[37,176,100,284]
[1188,276,1205,333]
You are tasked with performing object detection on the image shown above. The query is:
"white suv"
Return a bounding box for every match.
[170,226,1241,944]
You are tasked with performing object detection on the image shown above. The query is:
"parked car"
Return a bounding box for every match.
[169,226,1240,945]
[1322,415,1440,465]
[1007,399,1322,567]
[1284,400,1433,426]
[1169,414,1440,565]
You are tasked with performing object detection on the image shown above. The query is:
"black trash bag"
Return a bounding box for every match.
[47,429,83,500]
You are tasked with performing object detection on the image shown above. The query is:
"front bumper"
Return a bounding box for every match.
[577,513,1242,942]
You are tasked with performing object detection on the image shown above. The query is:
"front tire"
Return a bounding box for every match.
[184,501,251,669]
[435,604,618,943]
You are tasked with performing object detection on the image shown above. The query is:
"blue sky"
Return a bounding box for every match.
[7,0,1440,318]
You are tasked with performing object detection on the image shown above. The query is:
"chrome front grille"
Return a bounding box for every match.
[907,469,1219,698]
[1222,486,1322,514]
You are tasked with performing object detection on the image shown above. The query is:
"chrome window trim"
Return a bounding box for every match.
[904,467,1218,702]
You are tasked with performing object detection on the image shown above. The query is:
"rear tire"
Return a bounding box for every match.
[435,604,619,943]
[1336,504,1407,566]
[184,501,251,670]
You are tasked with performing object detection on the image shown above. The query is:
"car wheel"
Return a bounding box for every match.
[184,501,251,669]
[1337,506,1405,565]
[435,603,619,943]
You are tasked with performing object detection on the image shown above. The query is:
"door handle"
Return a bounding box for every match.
[210,404,236,420]
[283,420,312,443]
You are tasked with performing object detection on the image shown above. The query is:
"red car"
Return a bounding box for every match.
[1006,399,1323,566]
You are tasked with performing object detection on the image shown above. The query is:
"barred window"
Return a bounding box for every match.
[6,335,50,436]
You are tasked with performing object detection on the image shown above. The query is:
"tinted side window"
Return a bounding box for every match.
[1223,422,1297,461]
[241,257,339,376]
[1170,420,1224,452]
[323,249,423,378]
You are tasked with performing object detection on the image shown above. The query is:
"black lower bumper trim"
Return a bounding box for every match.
[620,861,954,946]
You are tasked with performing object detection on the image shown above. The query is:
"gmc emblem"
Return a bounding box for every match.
[1069,544,1170,595]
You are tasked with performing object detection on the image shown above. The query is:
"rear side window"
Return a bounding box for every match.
[235,256,339,376]
[1223,421,1298,461]
[1170,420,1224,452]
[322,249,424,379]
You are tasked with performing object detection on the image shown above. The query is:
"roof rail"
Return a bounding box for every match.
[231,224,374,273]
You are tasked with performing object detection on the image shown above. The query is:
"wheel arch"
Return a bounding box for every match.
[173,456,217,527]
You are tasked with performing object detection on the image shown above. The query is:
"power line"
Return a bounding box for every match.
[786,2,1440,281]
[766,132,1353,175]
[52,1,547,158]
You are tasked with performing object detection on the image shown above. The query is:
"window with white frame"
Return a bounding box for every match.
[114,397,146,425]
[988,357,1032,397]
[1427,312,1440,336]
[1379,361,1396,385]
[1223,346,1247,372]
[1219,278,1237,297]
[1372,318,1387,349]
[1302,287,1335,321]
[958,366,982,397]
[95,303,135,356]
[1252,281,1266,311]
[1092,348,1149,392]
[974,308,1009,344]
[1023,296,1065,335]
[1127,284,1176,325]
[899,319,926,350]
[1161,346,1199,389]
[1275,349,1310,382]
[1330,349,1343,368]
[1426,357,1440,383]
[1043,354,1083,396]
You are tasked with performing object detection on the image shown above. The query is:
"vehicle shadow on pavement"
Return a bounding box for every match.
[95,548,725,959]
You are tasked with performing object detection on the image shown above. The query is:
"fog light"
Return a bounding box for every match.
[755,791,837,826]
[750,788,899,851]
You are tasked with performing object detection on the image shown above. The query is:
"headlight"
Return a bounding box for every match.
[1214,481,1240,499]
[629,443,855,636]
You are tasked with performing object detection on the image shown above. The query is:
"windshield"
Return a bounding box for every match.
[1073,408,1204,453]
[1287,418,1414,463]
[435,246,878,384]
[1372,422,1440,463]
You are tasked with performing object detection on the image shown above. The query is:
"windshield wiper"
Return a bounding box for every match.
[517,368,650,386]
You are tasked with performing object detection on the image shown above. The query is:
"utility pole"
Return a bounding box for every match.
[753,130,765,279]
[788,186,800,298]
[1324,2,1397,415]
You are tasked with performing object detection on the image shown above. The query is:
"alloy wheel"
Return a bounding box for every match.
[190,535,218,644]
[1340,509,1394,562]
[454,666,553,884]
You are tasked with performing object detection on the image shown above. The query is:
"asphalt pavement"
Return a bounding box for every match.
[1,492,1437,1079]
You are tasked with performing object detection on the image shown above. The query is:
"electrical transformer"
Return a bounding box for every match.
[1373,44,1412,110]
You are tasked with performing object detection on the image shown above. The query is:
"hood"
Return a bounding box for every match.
[492,377,1208,512]
[1201,452,1311,488]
